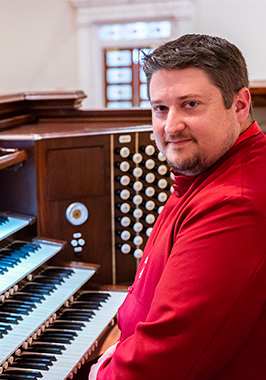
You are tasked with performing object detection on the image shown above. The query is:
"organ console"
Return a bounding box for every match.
[0,91,173,379]
[0,85,265,378]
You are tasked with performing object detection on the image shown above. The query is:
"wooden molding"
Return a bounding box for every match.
[0,148,28,170]
[250,81,266,107]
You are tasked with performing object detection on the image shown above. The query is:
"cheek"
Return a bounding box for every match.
[153,123,164,140]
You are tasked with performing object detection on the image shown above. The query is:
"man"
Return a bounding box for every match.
[89,34,266,379]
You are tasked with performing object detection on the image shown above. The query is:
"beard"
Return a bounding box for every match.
[158,127,237,176]
[158,135,211,176]
[166,153,209,176]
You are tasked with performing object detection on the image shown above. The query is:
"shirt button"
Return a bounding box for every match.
[174,190,181,197]
[128,286,134,294]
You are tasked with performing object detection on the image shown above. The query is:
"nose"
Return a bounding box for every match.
[164,106,186,135]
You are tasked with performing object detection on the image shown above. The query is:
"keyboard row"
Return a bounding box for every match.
[0,290,127,379]
[0,266,95,366]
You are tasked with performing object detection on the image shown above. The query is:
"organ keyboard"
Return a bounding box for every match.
[1,291,127,380]
[0,266,95,365]
[0,240,65,296]
[0,213,34,242]
[0,213,126,378]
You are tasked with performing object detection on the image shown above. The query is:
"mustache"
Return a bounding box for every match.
[165,133,195,143]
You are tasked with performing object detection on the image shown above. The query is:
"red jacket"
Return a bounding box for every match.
[97,121,266,380]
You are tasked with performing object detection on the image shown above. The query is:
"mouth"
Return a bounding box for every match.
[167,138,192,147]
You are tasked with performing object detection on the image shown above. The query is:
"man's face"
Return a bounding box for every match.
[150,67,242,176]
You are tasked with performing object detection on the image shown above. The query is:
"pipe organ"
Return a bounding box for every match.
[0,91,173,378]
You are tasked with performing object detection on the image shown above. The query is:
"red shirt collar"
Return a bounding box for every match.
[233,121,261,147]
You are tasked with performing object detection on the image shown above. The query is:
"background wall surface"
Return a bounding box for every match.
[0,0,265,103]
[0,0,78,95]
[194,0,266,81]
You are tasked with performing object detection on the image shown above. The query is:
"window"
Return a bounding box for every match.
[101,21,171,109]
[104,48,152,109]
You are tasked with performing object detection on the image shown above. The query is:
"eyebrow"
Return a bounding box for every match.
[150,93,203,105]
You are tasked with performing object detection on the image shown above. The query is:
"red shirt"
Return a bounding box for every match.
[97,121,266,380]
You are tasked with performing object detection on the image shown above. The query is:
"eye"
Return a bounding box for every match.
[152,105,168,113]
[184,101,198,109]
[151,104,169,118]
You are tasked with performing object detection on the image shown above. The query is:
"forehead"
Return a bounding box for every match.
[149,67,220,101]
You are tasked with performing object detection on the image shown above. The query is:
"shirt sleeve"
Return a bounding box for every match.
[96,196,266,380]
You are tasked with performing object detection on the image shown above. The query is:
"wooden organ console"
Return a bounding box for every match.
[0,91,174,379]
[1,84,264,379]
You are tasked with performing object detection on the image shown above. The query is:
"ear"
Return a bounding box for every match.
[235,87,251,123]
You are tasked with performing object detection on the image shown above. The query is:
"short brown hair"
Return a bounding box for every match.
[143,34,251,111]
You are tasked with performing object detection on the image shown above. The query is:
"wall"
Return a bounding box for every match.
[0,0,266,103]
[194,0,266,129]
[194,0,266,81]
[0,0,79,95]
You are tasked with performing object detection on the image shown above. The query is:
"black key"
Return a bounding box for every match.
[6,248,31,259]
[62,308,95,315]
[1,250,28,260]
[0,323,12,331]
[29,282,56,290]
[28,342,66,355]
[12,293,44,303]
[4,300,36,308]
[41,329,77,338]
[0,216,9,225]
[0,312,22,323]
[50,321,85,330]
[0,369,43,379]
[77,292,110,302]
[0,301,35,314]
[0,376,37,380]
[70,301,101,310]
[0,305,29,316]
[0,260,15,268]
[0,255,21,264]
[42,268,74,278]
[0,326,10,335]
[9,242,41,253]
[11,361,50,371]
[19,353,57,362]
[32,277,64,285]
[37,335,72,344]
[59,310,95,321]
[21,285,53,296]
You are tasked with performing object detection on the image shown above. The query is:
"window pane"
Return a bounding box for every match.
[140,101,151,109]
[107,101,132,109]
[139,48,154,64]
[107,84,132,100]
[107,68,132,84]
[139,68,147,83]
[100,21,171,41]
[140,83,148,100]
[132,48,139,64]
[106,50,132,67]
[148,21,171,39]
